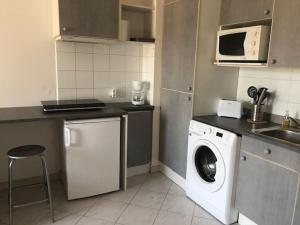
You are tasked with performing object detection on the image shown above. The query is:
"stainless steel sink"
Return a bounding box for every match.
[252,126,300,146]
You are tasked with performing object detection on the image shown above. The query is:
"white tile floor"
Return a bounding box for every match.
[0,173,238,225]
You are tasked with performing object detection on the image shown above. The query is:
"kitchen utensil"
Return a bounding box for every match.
[258,88,268,105]
[247,86,258,100]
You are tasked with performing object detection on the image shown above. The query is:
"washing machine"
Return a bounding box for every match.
[186,120,240,224]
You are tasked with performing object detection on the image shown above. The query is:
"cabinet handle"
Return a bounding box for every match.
[240,156,246,161]
[264,149,271,155]
[188,86,192,91]
[264,9,270,15]
[270,59,276,64]
[187,96,192,101]
[62,26,67,32]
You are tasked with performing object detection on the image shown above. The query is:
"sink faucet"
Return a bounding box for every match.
[289,117,300,128]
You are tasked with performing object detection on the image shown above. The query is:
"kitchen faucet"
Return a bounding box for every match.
[289,117,300,128]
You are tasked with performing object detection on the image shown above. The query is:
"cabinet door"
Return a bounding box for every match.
[220,0,273,25]
[161,0,199,93]
[59,0,119,39]
[268,0,300,67]
[159,89,192,178]
[293,179,300,225]
[127,111,153,168]
[236,152,298,225]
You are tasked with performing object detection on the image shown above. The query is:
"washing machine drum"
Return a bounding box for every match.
[193,142,226,192]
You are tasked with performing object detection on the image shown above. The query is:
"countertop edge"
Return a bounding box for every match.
[193,115,300,153]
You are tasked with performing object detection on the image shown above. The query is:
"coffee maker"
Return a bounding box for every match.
[131,81,145,105]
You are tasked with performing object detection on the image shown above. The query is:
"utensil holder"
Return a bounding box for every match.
[251,104,265,122]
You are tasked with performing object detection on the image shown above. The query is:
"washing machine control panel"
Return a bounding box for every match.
[189,120,234,146]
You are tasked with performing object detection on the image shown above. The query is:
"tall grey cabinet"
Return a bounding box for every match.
[268,0,300,67]
[159,0,199,178]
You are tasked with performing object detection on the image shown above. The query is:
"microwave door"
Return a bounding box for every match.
[218,32,247,60]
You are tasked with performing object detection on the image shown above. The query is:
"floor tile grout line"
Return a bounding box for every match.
[115,177,145,224]
[150,178,173,225]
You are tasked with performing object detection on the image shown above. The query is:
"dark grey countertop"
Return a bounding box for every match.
[193,115,300,153]
[0,102,154,124]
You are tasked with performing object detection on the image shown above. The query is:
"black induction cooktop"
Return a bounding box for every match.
[41,99,106,112]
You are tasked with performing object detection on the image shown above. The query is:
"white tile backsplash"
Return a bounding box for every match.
[94,54,110,71]
[110,44,125,55]
[94,72,110,88]
[110,55,126,72]
[126,56,140,72]
[76,71,94,89]
[56,41,155,102]
[57,52,75,70]
[237,67,300,119]
[57,71,76,89]
[93,44,110,55]
[58,89,76,100]
[75,43,93,53]
[76,53,93,71]
[77,89,94,99]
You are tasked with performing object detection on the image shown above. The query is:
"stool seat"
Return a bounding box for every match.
[7,145,54,225]
[7,145,46,158]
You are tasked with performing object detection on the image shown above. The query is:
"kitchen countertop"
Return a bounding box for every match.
[193,115,300,153]
[0,102,154,124]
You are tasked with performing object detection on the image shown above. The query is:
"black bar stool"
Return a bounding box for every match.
[7,145,54,225]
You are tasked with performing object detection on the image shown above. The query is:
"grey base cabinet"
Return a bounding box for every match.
[127,111,153,168]
[58,0,119,39]
[293,178,300,225]
[159,89,192,178]
[236,151,298,225]
[220,0,273,25]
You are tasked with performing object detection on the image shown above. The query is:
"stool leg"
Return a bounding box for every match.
[8,158,15,225]
[41,160,49,203]
[40,156,54,223]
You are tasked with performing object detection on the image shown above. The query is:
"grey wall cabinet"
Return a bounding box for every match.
[161,0,199,93]
[127,111,153,168]
[58,0,119,39]
[159,89,192,178]
[268,0,300,67]
[220,0,273,25]
[236,151,298,225]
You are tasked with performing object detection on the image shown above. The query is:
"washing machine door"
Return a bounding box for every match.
[192,140,225,192]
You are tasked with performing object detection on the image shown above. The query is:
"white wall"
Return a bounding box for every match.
[237,67,300,119]
[0,0,56,107]
[0,0,60,185]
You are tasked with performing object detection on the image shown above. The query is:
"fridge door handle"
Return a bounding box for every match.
[64,127,71,147]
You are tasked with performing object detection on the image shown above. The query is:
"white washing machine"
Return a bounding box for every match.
[186,120,240,224]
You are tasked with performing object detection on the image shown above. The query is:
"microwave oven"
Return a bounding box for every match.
[216,25,271,63]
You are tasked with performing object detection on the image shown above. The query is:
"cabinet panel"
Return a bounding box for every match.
[127,111,153,167]
[161,0,199,93]
[220,0,273,25]
[236,152,298,225]
[58,0,119,39]
[268,0,300,67]
[159,89,192,178]
[293,177,300,225]
[241,136,300,172]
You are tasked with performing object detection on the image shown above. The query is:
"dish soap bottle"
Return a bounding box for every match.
[282,110,290,129]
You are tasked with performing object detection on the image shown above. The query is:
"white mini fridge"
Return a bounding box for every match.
[63,118,120,200]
